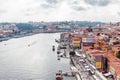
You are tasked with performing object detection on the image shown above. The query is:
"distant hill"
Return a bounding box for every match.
[74,21,104,27]
[0,21,105,31]
[48,21,105,27]
[16,23,34,31]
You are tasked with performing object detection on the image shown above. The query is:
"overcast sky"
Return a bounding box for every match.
[0,0,120,22]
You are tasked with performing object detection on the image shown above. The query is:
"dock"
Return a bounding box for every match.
[61,70,82,80]
[56,39,83,80]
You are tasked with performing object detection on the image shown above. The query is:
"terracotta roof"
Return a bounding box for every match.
[85,49,106,56]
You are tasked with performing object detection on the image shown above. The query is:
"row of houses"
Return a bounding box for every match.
[0,24,19,37]
[60,23,120,80]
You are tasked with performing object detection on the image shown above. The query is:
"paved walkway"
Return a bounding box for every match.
[76,73,82,80]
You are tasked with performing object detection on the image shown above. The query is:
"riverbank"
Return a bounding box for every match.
[56,38,82,80]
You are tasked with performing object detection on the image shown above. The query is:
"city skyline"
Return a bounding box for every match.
[0,0,120,22]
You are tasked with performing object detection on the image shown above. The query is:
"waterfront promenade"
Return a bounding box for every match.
[57,35,108,80]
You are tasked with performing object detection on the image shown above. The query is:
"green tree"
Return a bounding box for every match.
[43,25,47,30]
[55,26,59,30]
[69,51,75,56]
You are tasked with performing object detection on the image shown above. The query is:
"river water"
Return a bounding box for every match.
[0,33,75,80]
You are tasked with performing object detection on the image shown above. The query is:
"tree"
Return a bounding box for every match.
[69,51,75,56]
[55,26,59,30]
[117,51,120,59]
[43,25,47,30]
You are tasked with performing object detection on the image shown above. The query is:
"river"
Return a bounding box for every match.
[0,33,75,80]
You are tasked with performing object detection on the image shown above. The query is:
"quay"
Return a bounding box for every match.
[56,38,82,80]
[56,27,119,80]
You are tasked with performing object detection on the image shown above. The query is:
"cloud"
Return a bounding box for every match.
[41,3,55,8]
[23,8,39,16]
[0,9,7,15]
[41,4,52,8]
[0,10,7,13]
[0,0,120,22]
[40,0,63,8]
[68,0,90,11]
[45,0,59,4]
[84,0,111,6]
[24,13,31,16]
[72,6,87,11]
[98,0,111,6]
[118,12,120,16]
[84,0,97,5]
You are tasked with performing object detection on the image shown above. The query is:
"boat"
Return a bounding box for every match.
[56,71,63,80]
[55,39,60,43]
[57,57,60,60]
[57,50,61,54]
[52,45,55,51]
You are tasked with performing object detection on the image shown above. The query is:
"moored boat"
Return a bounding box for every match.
[52,45,55,51]
[56,71,63,80]
[55,39,60,43]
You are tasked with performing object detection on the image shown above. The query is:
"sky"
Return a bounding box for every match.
[0,0,120,22]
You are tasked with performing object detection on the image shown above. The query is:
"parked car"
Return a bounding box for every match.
[89,69,95,75]
[83,63,90,71]
[79,59,86,63]
[60,46,66,49]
